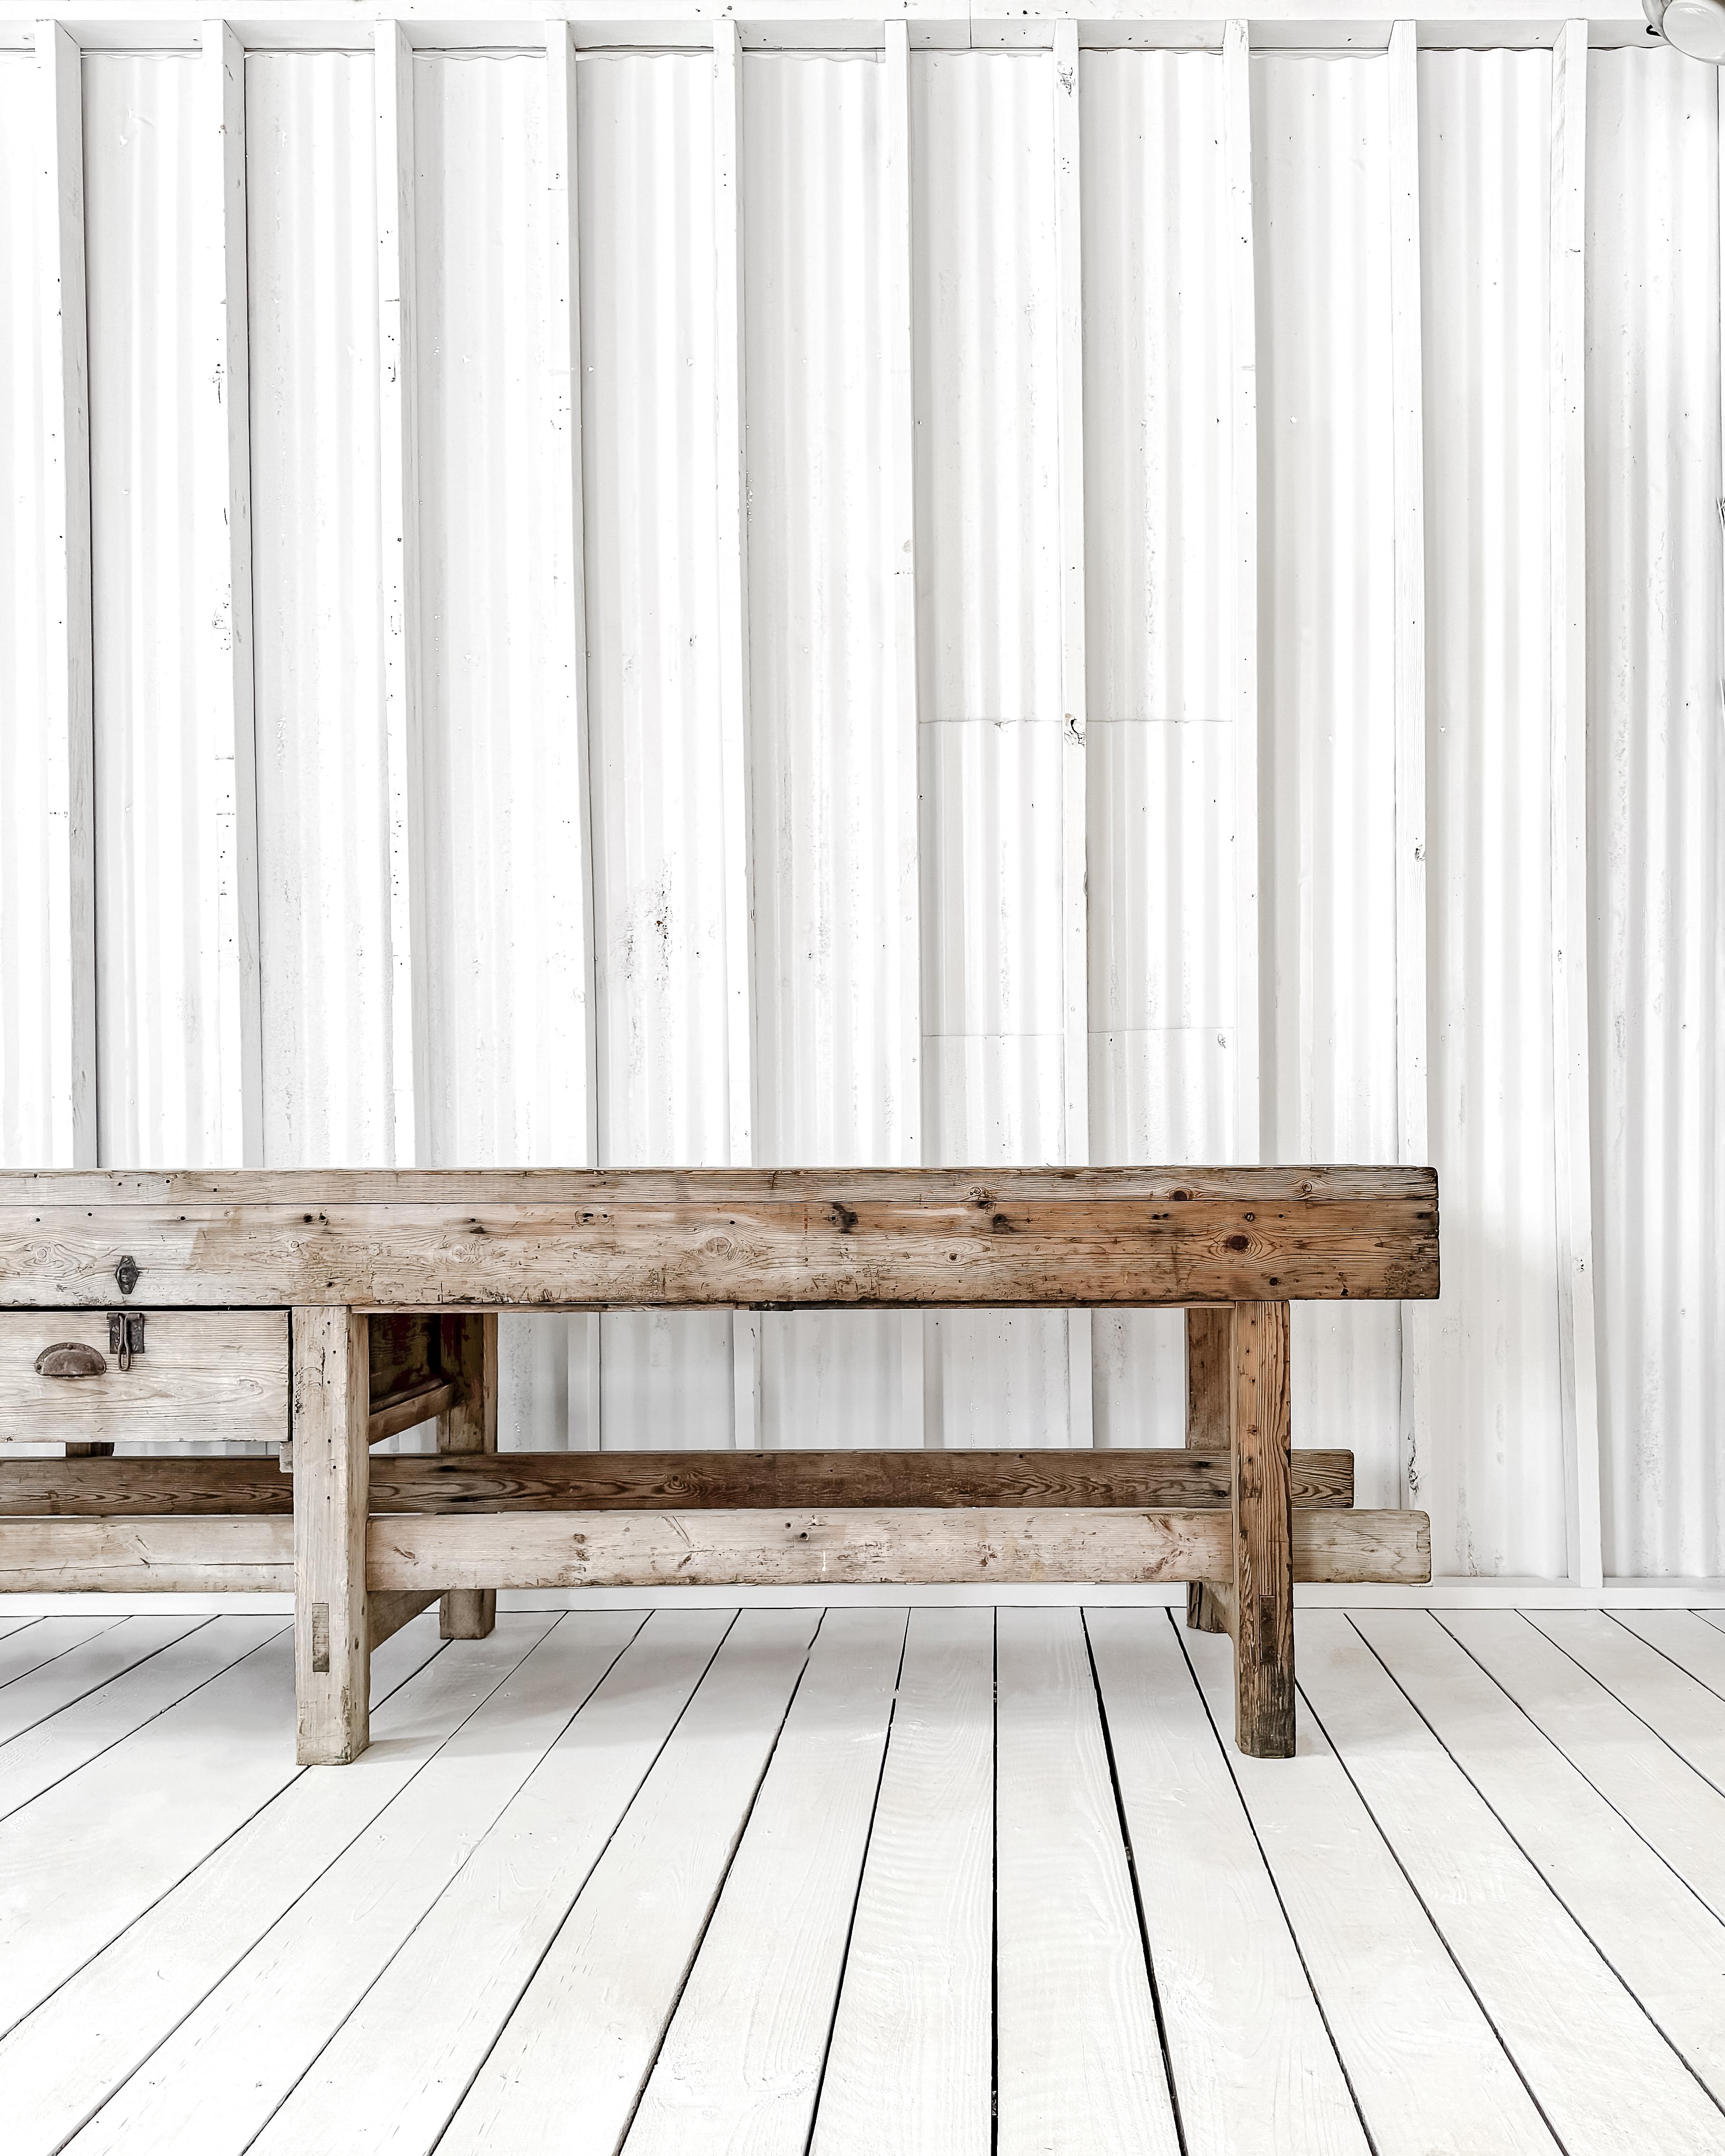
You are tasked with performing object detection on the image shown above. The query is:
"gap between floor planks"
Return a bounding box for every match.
[4,1611,1725,2154]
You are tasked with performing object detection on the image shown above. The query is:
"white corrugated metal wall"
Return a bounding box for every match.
[0,17,1721,1583]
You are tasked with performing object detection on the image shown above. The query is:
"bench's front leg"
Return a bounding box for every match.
[1230,1299,1294,1757]
[1185,1308,1232,1632]
[437,1313,498,1640]
[293,1307,372,1764]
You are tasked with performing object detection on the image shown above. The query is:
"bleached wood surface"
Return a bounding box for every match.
[2,1606,1724,2156]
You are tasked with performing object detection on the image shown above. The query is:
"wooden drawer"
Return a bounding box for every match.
[0,1311,289,1448]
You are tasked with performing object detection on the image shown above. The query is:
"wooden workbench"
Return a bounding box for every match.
[0,1166,1437,1762]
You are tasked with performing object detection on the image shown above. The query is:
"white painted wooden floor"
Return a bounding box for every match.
[3,1604,1725,2155]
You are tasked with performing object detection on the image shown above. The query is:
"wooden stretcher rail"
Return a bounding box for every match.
[0,1506,1430,1594]
[0,1448,1357,1516]
[0,1166,1438,1310]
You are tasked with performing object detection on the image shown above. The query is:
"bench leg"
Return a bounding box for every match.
[1184,1308,1232,1632]
[293,1307,371,1765]
[437,1313,498,1641]
[1230,1298,1294,1758]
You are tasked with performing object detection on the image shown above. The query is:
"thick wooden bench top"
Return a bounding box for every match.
[0,1165,1437,1311]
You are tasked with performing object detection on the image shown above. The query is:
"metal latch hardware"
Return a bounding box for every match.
[115,1255,140,1297]
[108,1311,146,1371]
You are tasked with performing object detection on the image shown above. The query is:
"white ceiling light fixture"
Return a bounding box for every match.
[1645,0,1725,61]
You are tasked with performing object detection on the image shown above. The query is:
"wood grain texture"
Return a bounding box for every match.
[0,1515,293,1590]
[1186,1307,1232,1632]
[0,1505,1424,1593]
[62,1619,622,2156]
[0,1447,1356,1517]
[1183,1625,1561,2154]
[249,1613,725,2156]
[1231,1301,1294,1756]
[368,1507,1233,1590]
[623,1610,908,2156]
[436,1312,497,1641]
[0,1616,284,1830]
[364,1379,455,1446]
[812,1610,993,2156]
[1448,1612,1725,1932]
[366,1314,441,1406]
[1355,1610,1725,2106]
[292,1308,371,1764]
[437,1610,818,2156]
[0,1310,288,1447]
[366,1590,440,1653]
[995,1609,1180,2156]
[0,1165,1440,1206]
[0,1620,457,2151]
[1300,1613,1725,2156]
[1088,1611,1369,2156]
[0,1171,1439,1311]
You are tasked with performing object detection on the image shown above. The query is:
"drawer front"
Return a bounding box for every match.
[0,1311,289,1448]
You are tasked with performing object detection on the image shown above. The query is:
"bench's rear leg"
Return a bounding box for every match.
[1230,1298,1294,1757]
[438,1313,498,1640]
[1185,1308,1232,1632]
[293,1307,372,1765]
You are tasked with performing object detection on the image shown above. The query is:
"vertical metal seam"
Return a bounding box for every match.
[546,21,603,1444]
[1054,19,1094,1448]
[375,22,423,1169]
[1222,20,1260,1169]
[200,19,264,1168]
[33,18,97,1168]
[885,21,928,1448]
[1388,21,1430,1514]
[714,20,762,1449]
[1550,18,1603,1589]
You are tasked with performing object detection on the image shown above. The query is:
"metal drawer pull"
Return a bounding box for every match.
[35,1342,108,1379]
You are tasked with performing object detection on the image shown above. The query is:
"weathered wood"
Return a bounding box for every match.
[0,1447,1357,1518]
[0,1165,1440,1206]
[0,1168,1439,1311]
[1186,1308,1233,1634]
[0,1504,1424,1593]
[0,1311,289,1447]
[1231,1301,1295,1758]
[368,1314,441,1406]
[367,1588,440,1653]
[0,1514,293,1590]
[367,1506,1428,1593]
[437,1312,498,1641]
[293,1308,371,1764]
[64,1442,114,1459]
[366,1379,456,1446]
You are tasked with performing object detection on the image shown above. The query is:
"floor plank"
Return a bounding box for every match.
[1088,1610,1367,2156]
[1614,1609,1725,1703]
[1443,1612,1725,1919]
[438,1607,821,2156]
[811,1610,994,2156]
[1526,1610,1725,1798]
[0,1617,123,1690]
[62,1613,603,2156]
[0,1614,210,1748]
[0,1619,496,2156]
[250,1610,728,2156]
[995,1607,1180,2156]
[623,1609,907,2156]
[1184,1623,1558,2155]
[0,1613,283,1823]
[1301,1612,1725,2154]
[1357,1609,1725,2103]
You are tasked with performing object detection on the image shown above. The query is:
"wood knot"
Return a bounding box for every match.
[830,1202,858,1234]
[700,1233,738,1260]
[1227,1234,1250,1252]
